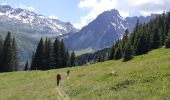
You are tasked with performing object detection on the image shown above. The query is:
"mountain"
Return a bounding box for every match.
[0,5,77,69]
[0,5,78,37]
[64,9,156,51]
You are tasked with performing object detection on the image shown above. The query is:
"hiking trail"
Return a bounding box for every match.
[56,87,70,100]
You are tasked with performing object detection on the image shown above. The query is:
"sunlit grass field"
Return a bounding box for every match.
[0,48,170,100]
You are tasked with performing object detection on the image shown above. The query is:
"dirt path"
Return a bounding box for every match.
[56,87,70,100]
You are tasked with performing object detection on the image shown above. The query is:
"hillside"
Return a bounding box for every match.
[0,4,78,69]
[0,48,170,100]
[64,9,156,51]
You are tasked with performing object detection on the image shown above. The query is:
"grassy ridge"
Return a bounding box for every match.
[0,48,170,100]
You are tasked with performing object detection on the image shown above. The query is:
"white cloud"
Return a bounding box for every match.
[17,4,36,11]
[74,0,117,29]
[49,15,58,19]
[74,0,170,29]
[2,3,7,5]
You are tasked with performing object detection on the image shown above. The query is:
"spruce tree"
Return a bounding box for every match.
[165,12,170,34]
[1,32,14,72]
[30,52,35,70]
[115,39,121,49]
[97,55,102,62]
[24,60,29,71]
[108,44,115,60]
[159,27,166,46]
[152,27,161,49]
[64,50,70,67]
[165,30,170,48]
[133,32,148,55]
[70,51,76,67]
[123,42,133,61]
[12,38,18,71]
[122,29,129,49]
[44,39,53,69]
[30,38,45,70]
[0,36,3,68]
[114,45,122,60]
[122,29,129,54]
[130,19,139,45]
[59,40,66,67]
[53,38,60,68]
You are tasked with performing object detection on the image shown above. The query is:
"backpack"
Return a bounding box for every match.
[57,74,61,80]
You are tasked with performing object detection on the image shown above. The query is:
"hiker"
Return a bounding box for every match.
[67,70,70,77]
[56,74,61,86]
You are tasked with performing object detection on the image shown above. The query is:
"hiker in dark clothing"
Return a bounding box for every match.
[67,70,70,77]
[56,74,61,86]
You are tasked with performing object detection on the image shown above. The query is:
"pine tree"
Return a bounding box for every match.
[53,38,60,68]
[24,60,29,71]
[133,32,148,55]
[165,12,170,35]
[114,45,122,60]
[123,42,133,61]
[64,50,70,67]
[70,51,76,67]
[30,52,35,70]
[151,26,161,49]
[159,27,166,45]
[12,38,18,71]
[122,29,129,48]
[59,40,66,67]
[0,36,3,67]
[114,39,121,49]
[30,38,45,70]
[44,38,53,69]
[130,19,139,45]
[165,30,170,48]
[97,55,102,62]
[1,32,14,72]
[108,44,115,60]
[122,29,129,54]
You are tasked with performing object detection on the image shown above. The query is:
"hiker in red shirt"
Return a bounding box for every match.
[56,74,61,86]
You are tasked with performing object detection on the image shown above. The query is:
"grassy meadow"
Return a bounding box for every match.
[0,48,170,100]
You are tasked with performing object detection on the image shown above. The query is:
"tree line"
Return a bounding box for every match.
[77,11,170,65]
[76,48,110,66]
[108,29,132,61]
[26,38,76,70]
[0,32,18,72]
[2,11,170,72]
[0,32,76,72]
[109,11,170,61]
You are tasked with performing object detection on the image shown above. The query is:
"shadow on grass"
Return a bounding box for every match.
[111,79,135,91]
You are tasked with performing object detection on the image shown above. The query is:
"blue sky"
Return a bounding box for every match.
[0,0,169,29]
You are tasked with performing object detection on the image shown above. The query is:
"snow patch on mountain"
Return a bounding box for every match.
[0,5,78,36]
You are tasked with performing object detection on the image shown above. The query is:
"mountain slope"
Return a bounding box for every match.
[0,48,170,99]
[0,5,77,36]
[0,5,78,68]
[64,9,156,51]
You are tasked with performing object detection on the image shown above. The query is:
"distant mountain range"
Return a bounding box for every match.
[64,9,156,51]
[0,5,157,69]
[0,5,78,37]
[0,5,77,69]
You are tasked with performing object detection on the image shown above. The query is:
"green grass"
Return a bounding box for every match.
[0,48,170,100]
